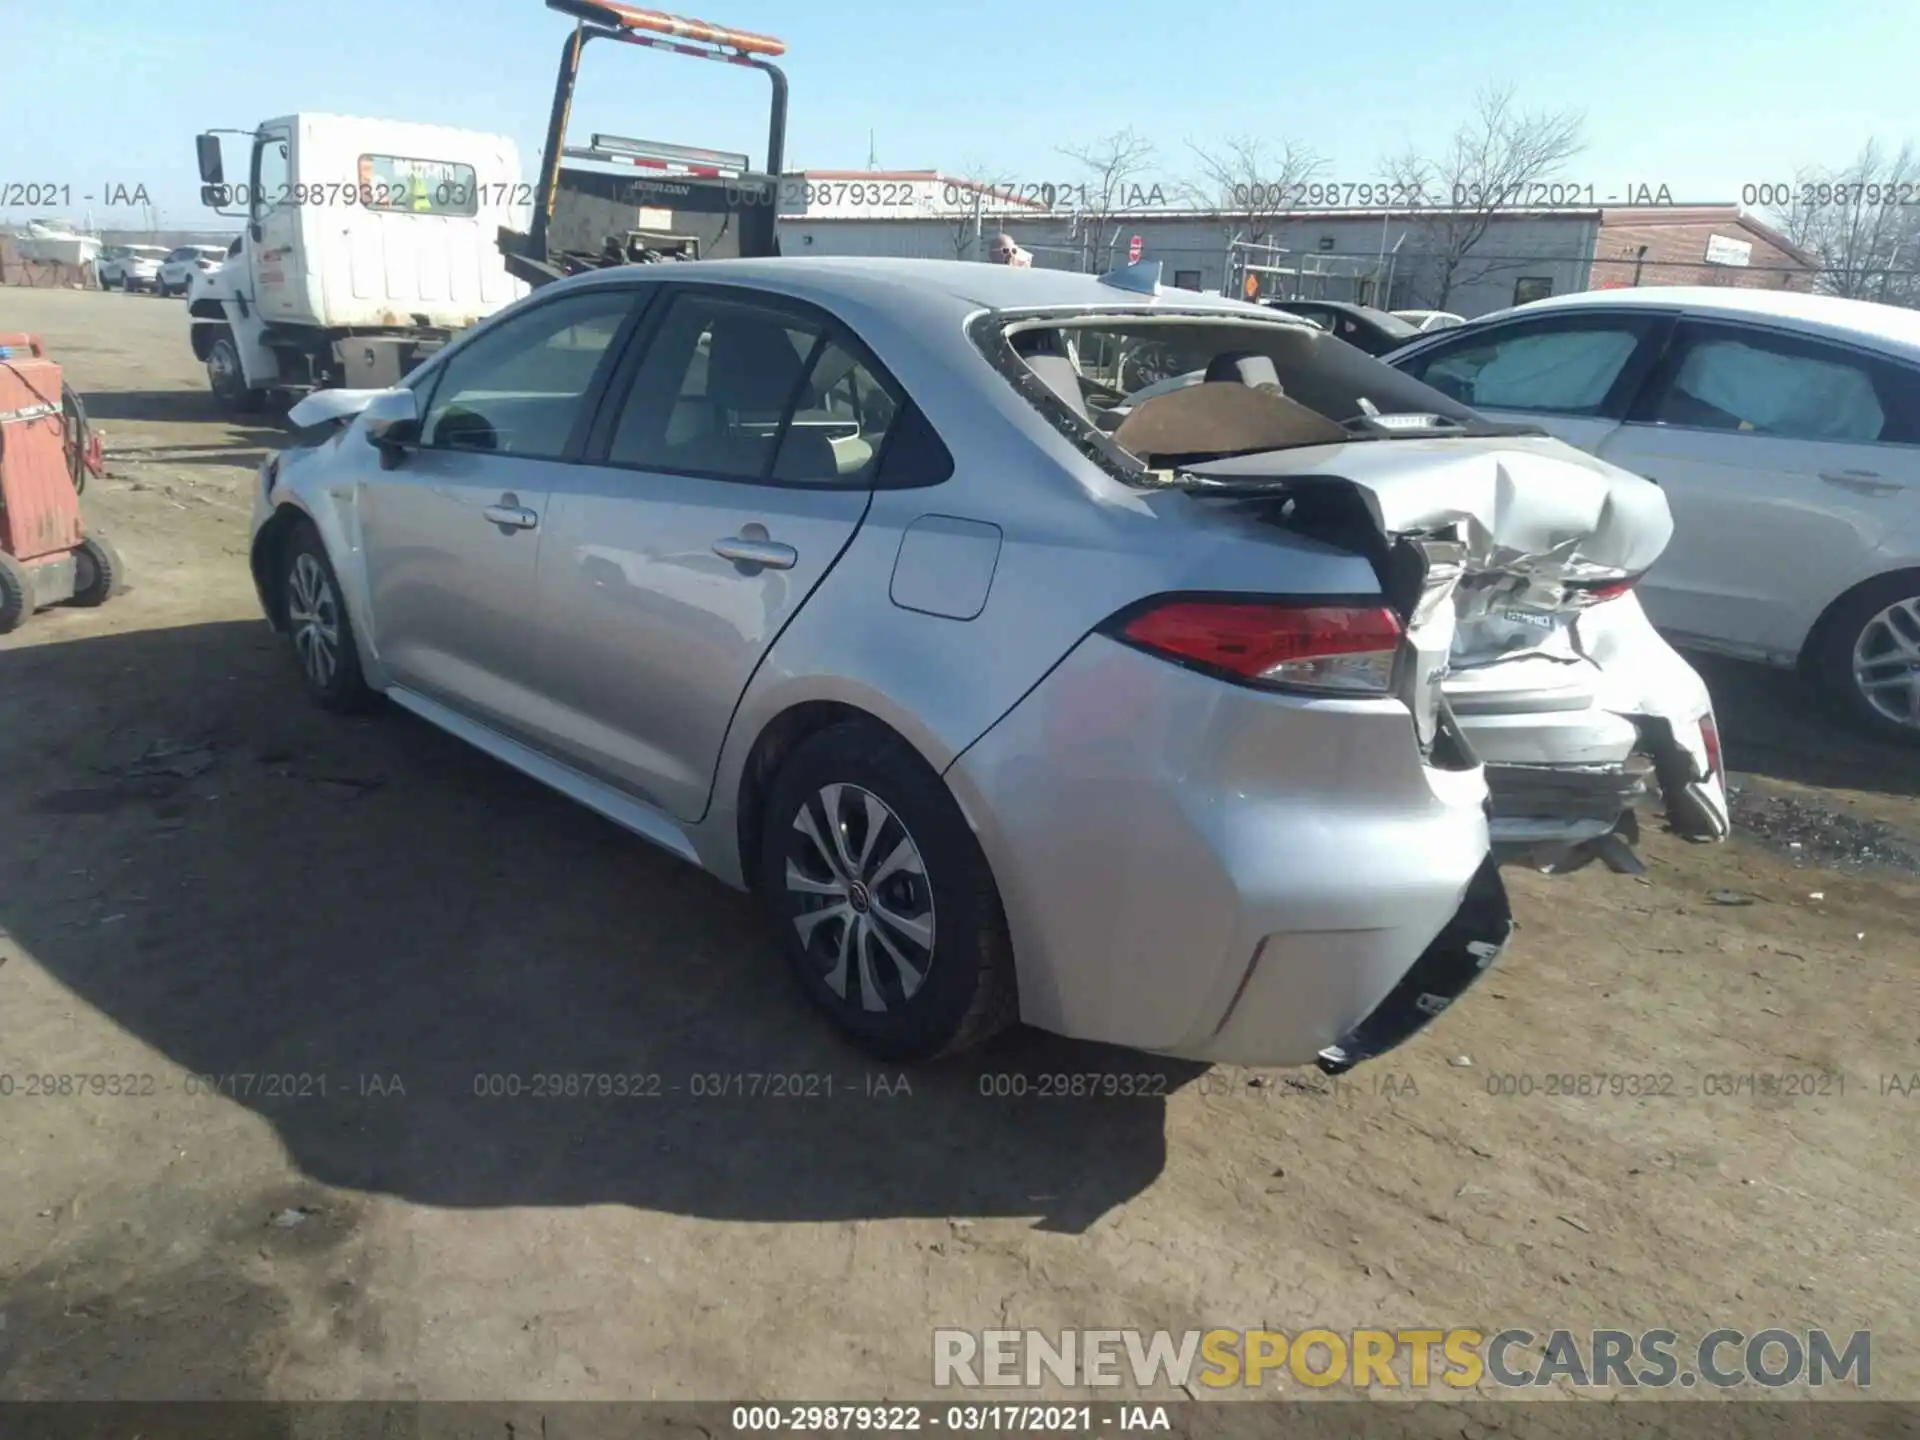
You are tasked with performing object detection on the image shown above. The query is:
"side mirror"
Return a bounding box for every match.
[196,133,225,185]
[286,386,418,433]
[362,388,421,439]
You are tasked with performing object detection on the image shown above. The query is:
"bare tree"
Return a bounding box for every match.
[1057,128,1158,271]
[1382,86,1585,310]
[1780,140,1920,305]
[1179,135,1325,294]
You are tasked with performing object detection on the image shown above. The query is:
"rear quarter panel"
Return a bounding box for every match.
[699,287,1384,882]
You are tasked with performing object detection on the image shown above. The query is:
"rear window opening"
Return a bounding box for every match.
[984,312,1532,472]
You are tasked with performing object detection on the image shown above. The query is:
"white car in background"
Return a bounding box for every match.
[97,244,169,292]
[158,244,230,297]
[1390,287,1920,741]
[1395,310,1467,333]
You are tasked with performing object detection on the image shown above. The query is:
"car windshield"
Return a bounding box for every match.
[993,312,1529,467]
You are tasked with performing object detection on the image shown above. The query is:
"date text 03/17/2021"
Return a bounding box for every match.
[728,1404,1171,1433]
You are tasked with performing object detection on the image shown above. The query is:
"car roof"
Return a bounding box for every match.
[1490,286,1920,359]
[561,255,1286,320]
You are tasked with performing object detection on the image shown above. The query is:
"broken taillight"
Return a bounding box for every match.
[1114,598,1403,695]
[1564,572,1643,607]
[1699,711,1724,783]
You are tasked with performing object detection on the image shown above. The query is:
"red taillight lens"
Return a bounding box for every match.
[1566,572,1642,607]
[1699,712,1723,782]
[1119,599,1403,694]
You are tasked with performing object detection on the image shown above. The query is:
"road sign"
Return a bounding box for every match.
[1128,234,1142,264]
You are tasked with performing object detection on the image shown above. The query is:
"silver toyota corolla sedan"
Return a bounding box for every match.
[250,257,1723,1068]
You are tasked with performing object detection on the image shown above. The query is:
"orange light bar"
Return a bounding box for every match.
[566,1,786,55]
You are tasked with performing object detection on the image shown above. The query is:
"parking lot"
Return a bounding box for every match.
[2,285,1917,1404]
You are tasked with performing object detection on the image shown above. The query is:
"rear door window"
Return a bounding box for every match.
[602,290,925,488]
[1632,320,1908,442]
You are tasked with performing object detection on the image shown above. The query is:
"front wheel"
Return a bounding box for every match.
[279,523,374,712]
[206,335,264,413]
[1811,574,1920,744]
[758,722,1017,1061]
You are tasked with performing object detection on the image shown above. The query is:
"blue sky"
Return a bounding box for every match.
[4,0,1917,226]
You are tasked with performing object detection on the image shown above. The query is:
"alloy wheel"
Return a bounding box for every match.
[1851,595,1920,730]
[784,782,936,1013]
[286,552,341,690]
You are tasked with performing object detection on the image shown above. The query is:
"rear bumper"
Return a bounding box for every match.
[1317,855,1512,1074]
[1449,608,1730,855]
[946,634,1497,1069]
[1485,755,1655,843]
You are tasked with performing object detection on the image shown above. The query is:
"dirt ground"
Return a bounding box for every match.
[1,286,1916,1409]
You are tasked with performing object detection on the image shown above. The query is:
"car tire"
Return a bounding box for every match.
[279,522,374,712]
[206,335,264,413]
[1810,571,1920,744]
[758,722,1017,1062]
[0,551,35,634]
[70,534,125,606]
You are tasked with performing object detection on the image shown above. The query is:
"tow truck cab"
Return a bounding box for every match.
[189,114,529,399]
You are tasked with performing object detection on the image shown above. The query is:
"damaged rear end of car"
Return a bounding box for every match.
[982,294,1727,885]
[957,299,1530,1071]
[1179,435,1732,873]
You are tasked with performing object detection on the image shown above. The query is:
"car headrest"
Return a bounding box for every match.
[708,316,808,412]
[1204,351,1283,390]
[774,427,842,483]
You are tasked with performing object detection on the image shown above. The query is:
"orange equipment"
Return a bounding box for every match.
[0,334,124,632]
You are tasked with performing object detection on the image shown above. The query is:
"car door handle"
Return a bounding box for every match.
[482,502,539,530]
[1820,469,1904,496]
[712,537,797,570]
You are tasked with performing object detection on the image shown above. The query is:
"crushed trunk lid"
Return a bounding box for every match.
[1169,436,1674,748]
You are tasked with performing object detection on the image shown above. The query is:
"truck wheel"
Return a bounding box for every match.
[70,535,126,607]
[0,552,37,634]
[206,335,265,413]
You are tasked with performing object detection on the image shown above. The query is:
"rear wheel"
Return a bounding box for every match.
[0,552,35,633]
[758,722,1017,1061]
[280,523,373,712]
[70,534,125,606]
[1811,573,1920,744]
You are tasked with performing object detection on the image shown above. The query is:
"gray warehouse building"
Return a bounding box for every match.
[773,171,1815,318]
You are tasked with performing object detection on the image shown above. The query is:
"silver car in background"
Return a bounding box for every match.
[249,258,1709,1067]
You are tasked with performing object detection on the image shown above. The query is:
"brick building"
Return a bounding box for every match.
[1586,205,1815,292]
